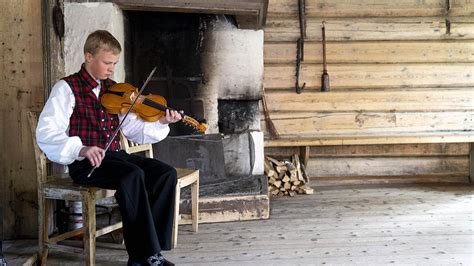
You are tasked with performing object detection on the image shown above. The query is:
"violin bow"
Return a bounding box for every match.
[87,66,157,178]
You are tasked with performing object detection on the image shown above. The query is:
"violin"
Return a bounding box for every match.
[101,83,207,133]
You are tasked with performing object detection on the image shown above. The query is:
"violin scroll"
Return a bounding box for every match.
[182,116,208,133]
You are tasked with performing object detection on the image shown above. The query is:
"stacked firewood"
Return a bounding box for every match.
[265,154,314,197]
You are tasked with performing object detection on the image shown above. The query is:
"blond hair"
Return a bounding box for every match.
[84,30,121,55]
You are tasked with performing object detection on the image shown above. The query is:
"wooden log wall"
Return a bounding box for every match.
[1,1,45,238]
[263,0,474,183]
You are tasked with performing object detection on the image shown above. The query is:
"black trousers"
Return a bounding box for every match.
[68,150,177,260]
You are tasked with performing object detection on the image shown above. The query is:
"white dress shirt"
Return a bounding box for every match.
[36,80,170,165]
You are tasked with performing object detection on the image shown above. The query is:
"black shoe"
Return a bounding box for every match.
[147,253,174,266]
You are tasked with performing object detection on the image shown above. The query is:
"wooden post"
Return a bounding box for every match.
[469,143,473,184]
[43,0,65,93]
[299,146,310,167]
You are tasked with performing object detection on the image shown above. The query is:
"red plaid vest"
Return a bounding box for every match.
[63,65,121,151]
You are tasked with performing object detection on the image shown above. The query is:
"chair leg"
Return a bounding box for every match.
[40,248,49,266]
[191,178,199,233]
[82,193,96,266]
[39,198,50,266]
[172,182,181,249]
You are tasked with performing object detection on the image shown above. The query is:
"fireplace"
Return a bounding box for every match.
[125,12,268,221]
[63,1,269,223]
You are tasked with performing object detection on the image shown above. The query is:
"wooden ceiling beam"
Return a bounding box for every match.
[112,0,268,29]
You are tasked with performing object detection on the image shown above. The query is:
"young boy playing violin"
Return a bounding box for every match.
[36,30,179,266]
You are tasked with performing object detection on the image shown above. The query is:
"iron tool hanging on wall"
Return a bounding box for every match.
[295,0,306,94]
[321,21,330,92]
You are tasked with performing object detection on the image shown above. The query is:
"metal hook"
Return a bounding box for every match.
[295,38,306,94]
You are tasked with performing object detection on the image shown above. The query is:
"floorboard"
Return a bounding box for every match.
[4,183,473,265]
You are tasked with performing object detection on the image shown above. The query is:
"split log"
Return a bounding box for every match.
[265,154,313,197]
[264,159,275,177]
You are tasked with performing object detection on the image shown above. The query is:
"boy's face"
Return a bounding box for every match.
[84,48,120,80]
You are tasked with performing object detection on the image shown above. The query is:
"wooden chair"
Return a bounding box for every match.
[28,111,123,265]
[28,112,199,265]
[120,132,199,248]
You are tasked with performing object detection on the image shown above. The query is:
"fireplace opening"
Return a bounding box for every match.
[124,11,206,136]
[218,99,260,134]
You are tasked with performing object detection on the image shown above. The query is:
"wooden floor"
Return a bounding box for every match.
[4,183,474,265]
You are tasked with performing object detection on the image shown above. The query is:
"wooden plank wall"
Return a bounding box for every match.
[263,0,474,183]
[0,1,45,238]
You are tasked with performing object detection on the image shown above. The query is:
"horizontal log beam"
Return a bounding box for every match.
[111,0,268,29]
[262,111,473,137]
[264,17,474,41]
[264,134,474,147]
[267,0,473,18]
[264,143,470,157]
[264,40,474,64]
[264,63,474,89]
[263,89,474,112]
[307,156,469,177]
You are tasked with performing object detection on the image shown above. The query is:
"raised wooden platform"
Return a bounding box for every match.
[179,175,270,224]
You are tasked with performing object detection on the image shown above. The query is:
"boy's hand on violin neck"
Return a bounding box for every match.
[159,109,183,124]
[79,146,105,167]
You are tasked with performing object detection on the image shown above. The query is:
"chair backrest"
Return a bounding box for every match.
[119,131,154,158]
[27,111,50,185]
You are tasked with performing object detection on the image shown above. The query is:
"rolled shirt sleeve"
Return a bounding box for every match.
[36,80,84,165]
